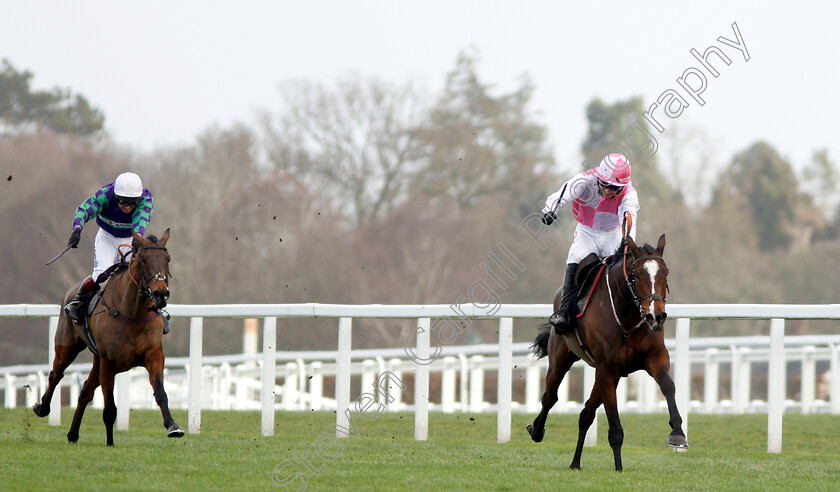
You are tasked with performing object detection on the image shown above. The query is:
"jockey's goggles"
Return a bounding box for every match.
[597,179,621,192]
[117,196,140,206]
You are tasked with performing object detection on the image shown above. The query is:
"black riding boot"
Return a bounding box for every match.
[64,276,100,325]
[549,263,579,335]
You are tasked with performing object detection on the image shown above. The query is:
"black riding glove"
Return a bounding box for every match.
[68,229,82,248]
[542,212,556,226]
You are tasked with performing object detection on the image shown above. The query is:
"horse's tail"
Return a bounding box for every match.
[531,323,552,359]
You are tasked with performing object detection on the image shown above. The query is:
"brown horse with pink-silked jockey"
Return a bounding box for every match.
[34,229,183,445]
[527,233,688,472]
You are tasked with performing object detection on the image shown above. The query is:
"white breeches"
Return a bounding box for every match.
[566,224,625,264]
[92,229,134,282]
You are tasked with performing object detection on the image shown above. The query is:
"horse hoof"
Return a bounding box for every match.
[67,432,79,443]
[33,403,48,418]
[167,424,184,438]
[526,424,545,443]
[668,435,689,451]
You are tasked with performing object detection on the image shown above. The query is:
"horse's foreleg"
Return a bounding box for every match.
[68,356,100,443]
[599,372,624,472]
[34,340,86,417]
[570,384,602,470]
[146,350,184,438]
[528,338,577,443]
[647,359,688,449]
[99,359,117,446]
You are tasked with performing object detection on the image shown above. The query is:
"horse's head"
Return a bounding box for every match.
[131,228,171,310]
[625,234,668,332]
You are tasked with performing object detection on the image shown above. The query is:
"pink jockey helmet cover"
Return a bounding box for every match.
[595,153,631,187]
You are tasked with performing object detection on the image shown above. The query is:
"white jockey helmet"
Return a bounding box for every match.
[114,172,143,199]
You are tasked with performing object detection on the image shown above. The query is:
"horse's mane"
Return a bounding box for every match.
[132,234,159,253]
[607,240,657,264]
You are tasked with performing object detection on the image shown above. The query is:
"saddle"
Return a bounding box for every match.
[77,292,102,357]
[74,262,128,357]
[562,253,611,367]
[573,253,608,318]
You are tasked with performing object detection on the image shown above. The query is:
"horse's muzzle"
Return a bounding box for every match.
[152,289,170,309]
[645,311,667,331]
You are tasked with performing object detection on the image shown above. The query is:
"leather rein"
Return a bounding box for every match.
[98,245,169,324]
[127,245,169,299]
[606,214,668,337]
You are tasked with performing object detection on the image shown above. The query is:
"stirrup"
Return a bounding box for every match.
[549,309,571,335]
[549,308,568,327]
[552,321,571,336]
[64,302,83,324]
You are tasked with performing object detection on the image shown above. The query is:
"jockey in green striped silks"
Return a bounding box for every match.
[64,172,168,333]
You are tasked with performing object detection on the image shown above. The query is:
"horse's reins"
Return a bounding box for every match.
[99,244,169,323]
[128,245,169,299]
[608,214,668,335]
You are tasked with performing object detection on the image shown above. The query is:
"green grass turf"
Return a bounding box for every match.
[1,407,839,491]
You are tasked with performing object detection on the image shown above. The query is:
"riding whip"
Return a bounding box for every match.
[45,245,72,265]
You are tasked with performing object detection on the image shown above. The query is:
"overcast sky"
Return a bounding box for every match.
[2,1,838,180]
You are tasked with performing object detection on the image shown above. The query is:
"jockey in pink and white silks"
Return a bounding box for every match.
[541,153,639,334]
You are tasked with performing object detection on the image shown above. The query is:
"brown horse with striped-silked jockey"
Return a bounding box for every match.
[34,229,183,445]
[527,233,688,472]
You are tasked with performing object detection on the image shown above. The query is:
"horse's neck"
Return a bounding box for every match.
[606,261,639,320]
[107,263,148,316]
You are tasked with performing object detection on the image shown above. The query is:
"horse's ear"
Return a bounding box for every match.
[160,228,170,246]
[656,234,666,255]
[132,232,144,252]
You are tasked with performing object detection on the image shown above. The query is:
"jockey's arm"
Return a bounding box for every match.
[542,172,588,215]
[72,186,109,230]
[132,194,154,237]
[618,189,639,240]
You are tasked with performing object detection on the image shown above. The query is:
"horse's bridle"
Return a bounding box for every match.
[625,255,668,313]
[128,245,170,302]
[608,251,669,334]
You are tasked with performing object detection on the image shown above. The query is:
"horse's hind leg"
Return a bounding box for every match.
[527,336,577,443]
[34,338,86,417]
[646,355,688,449]
[570,383,603,470]
[146,349,183,437]
[67,356,100,443]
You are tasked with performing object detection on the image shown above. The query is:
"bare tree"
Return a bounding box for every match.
[414,50,554,214]
[261,75,427,227]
